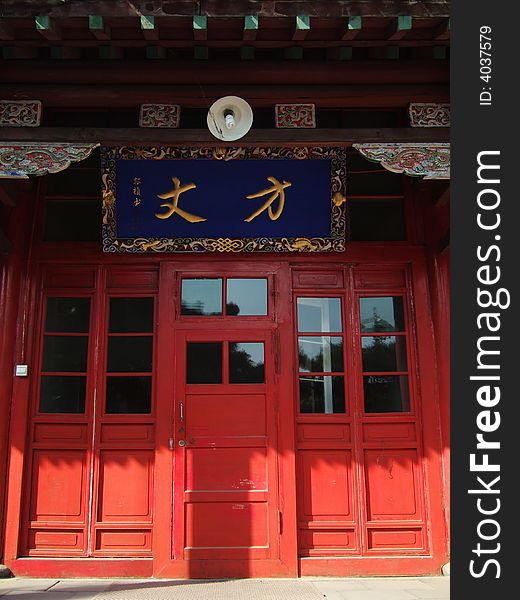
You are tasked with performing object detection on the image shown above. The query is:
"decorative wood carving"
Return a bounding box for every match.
[139,104,181,128]
[275,104,316,128]
[0,101,42,127]
[0,143,99,178]
[353,143,450,179]
[409,103,450,127]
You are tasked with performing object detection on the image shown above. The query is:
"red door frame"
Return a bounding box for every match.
[2,247,447,578]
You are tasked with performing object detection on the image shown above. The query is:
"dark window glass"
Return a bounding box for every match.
[297,298,342,333]
[42,336,88,372]
[299,375,345,414]
[105,376,152,414]
[229,342,265,383]
[45,298,90,333]
[109,298,154,333]
[348,198,405,241]
[107,337,153,372]
[298,336,343,373]
[360,297,405,333]
[226,279,268,316]
[39,376,86,413]
[361,336,408,372]
[181,279,222,316]
[186,342,222,384]
[363,375,410,413]
[46,168,102,197]
[44,200,101,242]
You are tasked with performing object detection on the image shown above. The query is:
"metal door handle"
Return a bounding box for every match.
[169,438,174,450]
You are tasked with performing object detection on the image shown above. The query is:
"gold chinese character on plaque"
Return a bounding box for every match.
[155,177,207,223]
[244,176,292,222]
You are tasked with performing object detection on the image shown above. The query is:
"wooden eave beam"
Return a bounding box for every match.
[341,17,362,41]
[0,127,450,145]
[387,16,413,41]
[0,20,14,41]
[35,16,61,41]
[292,16,310,41]
[0,181,18,207]
[434,18,450,40]
[88,15,111,41]
[0,228,12,256]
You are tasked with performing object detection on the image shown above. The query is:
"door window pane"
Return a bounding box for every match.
[298,336,343,373]
[40,376,86,413]
[45,298,90,333]
[226,279,268,316]
[229,342,265,383]
[363,375,410,413]
[360,297,405,333]
[107,337,153,372]
[181,279,222,316]
[42,336,88,372]
[109,298,154,333]
[105,376,152,414]
[299,375,345,414]
[297,298,342,333]
[187,342,222,383]
[361,336,408,372]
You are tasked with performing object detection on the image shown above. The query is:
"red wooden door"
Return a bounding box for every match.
[172,329,280,574]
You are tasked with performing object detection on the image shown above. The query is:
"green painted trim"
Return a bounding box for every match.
[240,46,255,60]
[140,16,155,31]
[35,16,50,30]
[348,16,362,30]
[398,15,413,31]
[285,46,304,59]
[88,15,104,30]
[244,15,259,30]
[296,15,310,30]
[193,16,207,30]
[194,46,209,59]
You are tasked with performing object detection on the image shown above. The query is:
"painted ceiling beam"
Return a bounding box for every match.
[243,15,259,41]
[89,15,111,41]
[341,17,362,41]
[35,16,61,41]
[387,16,413,41]
[193,16,207,41]
[292,16,310,41]
[141,16,158,41]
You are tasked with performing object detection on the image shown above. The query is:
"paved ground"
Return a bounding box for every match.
[0,577,449,600]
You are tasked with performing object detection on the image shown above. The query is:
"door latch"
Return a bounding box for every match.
[169,437,174,450]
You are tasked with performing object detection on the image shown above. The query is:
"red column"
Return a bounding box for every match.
[0,185,36,563]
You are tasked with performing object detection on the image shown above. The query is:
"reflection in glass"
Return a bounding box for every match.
[298,336,343,373]
[187,342,222,384]
[299,375,345,413]
[297,298,342,333]
[359,297,405,333]
[181,279,222,316]
[105,376,152,414]
[229,342,265,383]
[42,336,88,372]
[109,298,154,333]
[361,336,407,372]
[39,376,86,413]
[107,337,153,372]
[363,375,410,413]
[45,298,90,333]
[226,279,268,316]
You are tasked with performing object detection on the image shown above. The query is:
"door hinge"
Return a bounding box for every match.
[272,331,281,375]
[278,510,283,535]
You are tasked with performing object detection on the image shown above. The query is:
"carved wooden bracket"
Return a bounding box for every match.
[0,143,99,178]
[353,143,450,179]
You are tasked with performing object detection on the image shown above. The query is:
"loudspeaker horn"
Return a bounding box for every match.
[207,96,253,141]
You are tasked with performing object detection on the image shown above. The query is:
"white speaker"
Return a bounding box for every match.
[207,96,253,141]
